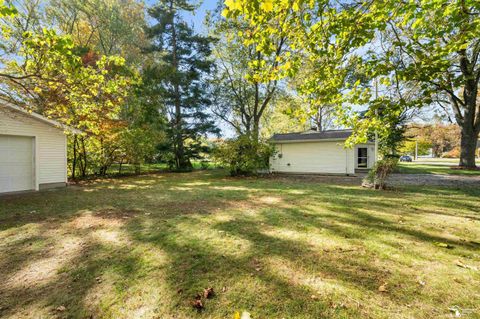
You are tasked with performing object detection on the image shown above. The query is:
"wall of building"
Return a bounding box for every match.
[0,106,67,190]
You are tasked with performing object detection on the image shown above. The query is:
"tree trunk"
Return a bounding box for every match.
[80,136,88,178]
[71,135,78,179]
[456,48,479,168]
[119,158,124,174]
[169,0,187,170]
[459,126,478,168]
[134,162,141,174]
[252,118,260,143]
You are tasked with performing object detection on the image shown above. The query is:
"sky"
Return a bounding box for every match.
[145,0,219,34]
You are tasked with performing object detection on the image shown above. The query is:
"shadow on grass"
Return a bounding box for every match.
[0,170,479,318]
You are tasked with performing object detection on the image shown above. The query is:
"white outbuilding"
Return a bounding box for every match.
[0,103,79,194]
[270,129,377,175]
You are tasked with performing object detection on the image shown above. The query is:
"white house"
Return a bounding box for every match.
[0,103,79,194]
[269,129,377,175]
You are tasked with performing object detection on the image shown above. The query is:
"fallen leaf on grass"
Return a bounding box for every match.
[434,242,454,249]
[222,286,227,293]
[204,287,215,299]
[378,283,388,292]
[310,295,319,300]
[191,295,204,310]
[234,311,251,319]
[56,306,66,312]
[454,260,478,271]
[449,306,461,318]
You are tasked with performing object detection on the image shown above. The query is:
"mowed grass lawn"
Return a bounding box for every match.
[1,171,479,319]
[397,160,480,176]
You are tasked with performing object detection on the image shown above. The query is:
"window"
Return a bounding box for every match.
[357,147,368,168]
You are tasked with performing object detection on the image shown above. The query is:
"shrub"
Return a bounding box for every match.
[212,135,274,176]
[443,147,460,158]
[363,158,398,190]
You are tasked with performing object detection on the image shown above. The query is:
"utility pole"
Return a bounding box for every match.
[374,79,379,162]
[415,140,418,161]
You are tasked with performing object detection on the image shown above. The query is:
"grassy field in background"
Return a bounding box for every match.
[70,161,216,178]
[1,170,479,318]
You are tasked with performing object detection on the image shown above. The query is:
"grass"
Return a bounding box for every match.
[397,162,480,176]
[71,161,215,178]
[0,171,479,318]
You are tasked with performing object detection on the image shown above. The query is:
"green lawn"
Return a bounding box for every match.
[1,171,479,318]
[79,161,215,177]
[397,162,480,176]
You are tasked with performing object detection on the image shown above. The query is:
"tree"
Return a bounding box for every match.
[260,94,311,139]
[402,123,460,158]
[224,0,480,168]
[46,0,148,66]
[209,8,287,141]
[0,23,136,177]
[364,1,480,168]
[146,0,218,170]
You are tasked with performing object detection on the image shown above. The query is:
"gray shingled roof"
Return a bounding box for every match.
[270,129,353,142]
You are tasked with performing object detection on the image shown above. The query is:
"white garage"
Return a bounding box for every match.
[270,129,377,175]
[0,103,78,194]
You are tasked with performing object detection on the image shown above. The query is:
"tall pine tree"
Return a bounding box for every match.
[147,0,217,170]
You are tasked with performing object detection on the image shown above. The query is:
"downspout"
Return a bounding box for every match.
[345,148,348,175]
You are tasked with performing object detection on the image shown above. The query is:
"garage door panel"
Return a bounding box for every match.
[0,135,34,193]
[2,152,32,163]
[272,141,348,174]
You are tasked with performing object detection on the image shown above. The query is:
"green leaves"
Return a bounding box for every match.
[5,28,136,136]
[0,0,17,18]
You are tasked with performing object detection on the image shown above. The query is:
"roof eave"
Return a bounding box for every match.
[269,138,349,144]
[2,103,82,134]
[270,138,376,144]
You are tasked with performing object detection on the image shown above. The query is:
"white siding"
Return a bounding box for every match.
[0,106,67,189]
[270,141,355,174]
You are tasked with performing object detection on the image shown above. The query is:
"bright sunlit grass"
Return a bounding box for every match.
[0,170,479,318]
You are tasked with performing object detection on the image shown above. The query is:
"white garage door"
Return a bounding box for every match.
[270,141,351,174]
[0,135,34,193]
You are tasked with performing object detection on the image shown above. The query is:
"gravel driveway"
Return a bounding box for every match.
[270,172,480,187]
[388,173,480,187]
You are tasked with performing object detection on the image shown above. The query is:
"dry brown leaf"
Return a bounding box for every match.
[454,260,478,271]
[203,287,214,299]
[192,295,204,310]
[378,283,388,292]
[56,306,66,312]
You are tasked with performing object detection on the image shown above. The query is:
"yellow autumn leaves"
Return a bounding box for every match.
[223,0,303,16]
